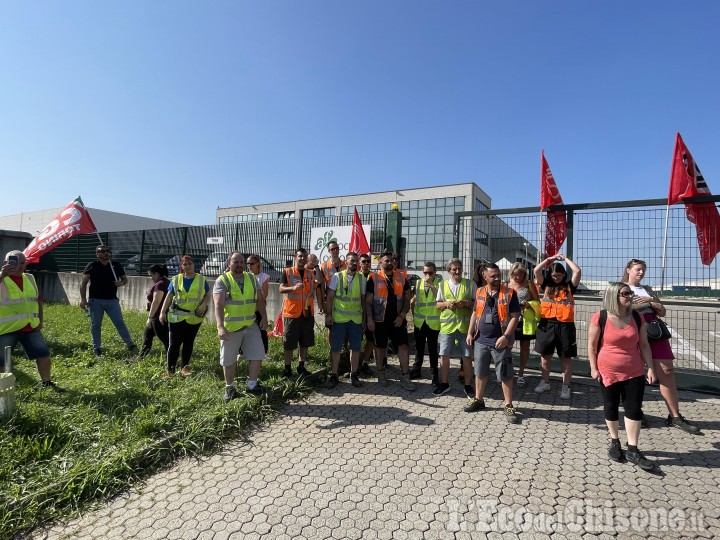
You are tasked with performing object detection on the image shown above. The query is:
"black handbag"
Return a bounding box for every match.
[645,317,671,342]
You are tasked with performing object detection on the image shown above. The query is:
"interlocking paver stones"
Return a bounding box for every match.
[34,372,720,539]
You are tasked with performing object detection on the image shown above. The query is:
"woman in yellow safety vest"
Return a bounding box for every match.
[532,254,581,399]
[160,255,211,377]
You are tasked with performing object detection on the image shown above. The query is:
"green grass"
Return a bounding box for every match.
[0,304,331,539]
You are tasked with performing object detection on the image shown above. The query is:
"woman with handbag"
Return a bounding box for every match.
[622,259,699,433]
[507,263,540,387]
[160,255,211,377]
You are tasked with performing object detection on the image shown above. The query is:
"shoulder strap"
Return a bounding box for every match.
[631,309,642,329]
[598,309,608,353]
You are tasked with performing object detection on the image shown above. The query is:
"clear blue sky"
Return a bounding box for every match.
[1,1,719,225]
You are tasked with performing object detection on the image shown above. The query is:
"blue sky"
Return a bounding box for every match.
[1,1,719,225]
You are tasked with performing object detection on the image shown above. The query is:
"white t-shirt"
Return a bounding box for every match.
[254,272,270,299]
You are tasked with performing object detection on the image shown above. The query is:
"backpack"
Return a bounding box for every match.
[597,309,642,353]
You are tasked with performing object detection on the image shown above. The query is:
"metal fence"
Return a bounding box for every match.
[454,197,720,377]
[32,212,390,279]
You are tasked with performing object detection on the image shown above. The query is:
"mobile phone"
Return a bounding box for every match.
[7,255,19,267]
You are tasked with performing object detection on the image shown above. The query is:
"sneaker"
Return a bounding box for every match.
[516,376,526,388]
[93,348,103,357]
[665,415,700,434]
[458,368,465,381]
[409,366,422,379]
[534,380,551,393]
[359,363,374,377]
[162,370,173,380]
[608,439,624,462]
[626,448,656,471]
[128,344,139,354]
[297,363,310,376]
[560,385,571,399]
[377,370,389,386]
[326,373,340,389]
[464,385,474,399]
[180,366,192,377]
[399,373,417,391]
[282,365,292,378]
[463,398,485,412]
[246,384,265,396]
[504,405,519,424]
[432,382,450,396]
[41,380,65,393]
[350,372,363,387]
[223,386,238,403]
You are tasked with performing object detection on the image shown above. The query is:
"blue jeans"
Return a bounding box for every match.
[89,298,135,349]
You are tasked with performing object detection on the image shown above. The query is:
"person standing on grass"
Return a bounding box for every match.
[214,252,268,403]
[80,245,137,356]
[533,254,581,399]
[159,256,210,378]
[139,264,170,359]
[365,251,416,391]
[279,248,315,378]
[409,261,441,387]
[588,282,657,470]
[0,250,63,391]
[464,263,520,423]
[247,254,270,356]
[433,258,476,397]
[324,252,366,389]
[621,258,699,434]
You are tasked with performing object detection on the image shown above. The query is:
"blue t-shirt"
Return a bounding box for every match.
[474,292,521,347]
[168,276,210,295]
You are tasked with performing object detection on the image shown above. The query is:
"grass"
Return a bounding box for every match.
[0,304,331,539]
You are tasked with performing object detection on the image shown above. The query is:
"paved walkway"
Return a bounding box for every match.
[37,366,720,539]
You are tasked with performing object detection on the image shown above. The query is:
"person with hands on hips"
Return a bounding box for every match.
[588,282,657,471]
[532,253,581,399]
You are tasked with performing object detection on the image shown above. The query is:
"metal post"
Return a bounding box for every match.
[4,346,11,373]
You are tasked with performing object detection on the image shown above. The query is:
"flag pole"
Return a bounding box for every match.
[660,203,670,294]
[80,195,120,283]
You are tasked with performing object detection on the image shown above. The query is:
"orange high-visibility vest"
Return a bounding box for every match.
[540,286,575,322]
[369,270,406,322]
[475,284,515,329]
[282,267,314,318]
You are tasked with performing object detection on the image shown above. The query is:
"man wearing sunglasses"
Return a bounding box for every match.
[80,245,137,356]
[409,262,441,387]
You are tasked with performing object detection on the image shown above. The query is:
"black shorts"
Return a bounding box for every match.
[533,320,577,358]
[372,319,409,349]
[364,328,375,343]
[283,316,315,350]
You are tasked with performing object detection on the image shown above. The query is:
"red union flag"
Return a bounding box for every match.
[23,197,98,263]
[668,132,720,265]
[540,151,567,257]
[348,208,371,255]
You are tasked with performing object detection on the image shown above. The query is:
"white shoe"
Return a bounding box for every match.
[534,380,550,393]
[560,385,571,399]
[516,376,526,388]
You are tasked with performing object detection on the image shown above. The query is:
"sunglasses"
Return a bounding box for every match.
[423,271,435,275]
[360,260,370,264]
[629,259,646,266]
[329,247,339,252]
[618,291,633,298]
[97,249,110,253]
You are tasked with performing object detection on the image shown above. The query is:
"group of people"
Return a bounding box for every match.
[0,246,702,469]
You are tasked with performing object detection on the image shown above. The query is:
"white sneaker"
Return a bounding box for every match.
[516,376,526,388]
[560,385,571,399]
[534,380,550,393]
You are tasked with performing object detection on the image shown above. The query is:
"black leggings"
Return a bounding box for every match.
[140,319,169,357]
[599,375,645,421]
[167,321,201,372]
[413,322,439,370]
[255,311,268,354]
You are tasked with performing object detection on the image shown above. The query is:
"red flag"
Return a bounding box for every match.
[348,208,371,255]
[23,197,98,263]
[667,133,720,265]
[267,312,284,337]
[540,151,567,257]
